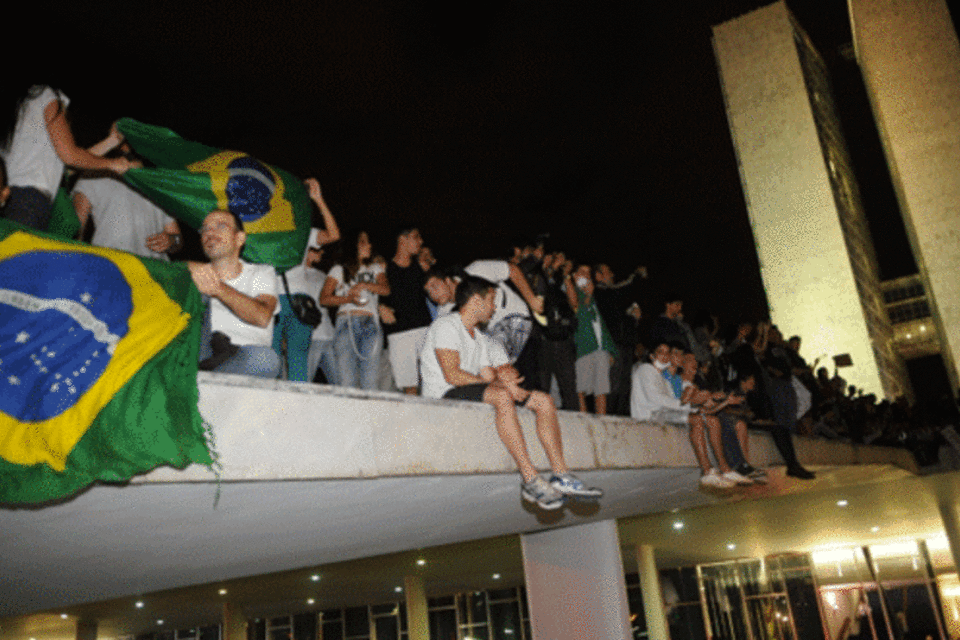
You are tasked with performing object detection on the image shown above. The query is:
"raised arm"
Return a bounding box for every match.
[304,178,340,245]
[508,263,544,315]
[45,103,136,174]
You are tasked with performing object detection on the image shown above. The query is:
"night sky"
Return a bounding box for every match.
[14,0,936,329]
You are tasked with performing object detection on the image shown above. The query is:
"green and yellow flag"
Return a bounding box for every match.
[0,219,211,504]
[116,118,311,272]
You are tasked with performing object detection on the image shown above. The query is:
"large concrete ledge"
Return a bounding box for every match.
[137,373,918,483]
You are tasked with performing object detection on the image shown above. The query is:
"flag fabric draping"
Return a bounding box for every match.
[116,118,311,272]
[0,220,211,504]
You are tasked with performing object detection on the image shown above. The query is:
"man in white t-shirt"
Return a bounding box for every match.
[72,175,182,259]
[419,275,602,511]
[189,210,281,378]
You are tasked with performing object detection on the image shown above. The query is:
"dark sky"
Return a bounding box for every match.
[15,0,933,327]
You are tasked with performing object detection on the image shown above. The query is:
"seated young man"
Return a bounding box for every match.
[631,340,746,489]
[189,210,281,378]
[419,275,602,510]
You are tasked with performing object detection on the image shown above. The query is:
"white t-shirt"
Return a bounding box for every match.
[73,176,175,259]
[210,260,279,347]
[326,262,384,318]
[420,313,510,399]
[3,86,68,197]
[463,260,529,329]
[279,264,334,342]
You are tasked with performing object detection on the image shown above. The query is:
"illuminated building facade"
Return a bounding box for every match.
[848,0,960,397]
[711,1,908,399]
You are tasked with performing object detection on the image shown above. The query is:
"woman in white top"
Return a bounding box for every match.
[2,85,136,230]
[319,230,390,390]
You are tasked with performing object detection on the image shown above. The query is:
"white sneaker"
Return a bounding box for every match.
[722,469,754,486]
[700,468,735,489]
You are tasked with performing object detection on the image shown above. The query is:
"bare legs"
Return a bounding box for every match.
[483,384,567,481]
[577,392,608,415]
[688,414,734,474]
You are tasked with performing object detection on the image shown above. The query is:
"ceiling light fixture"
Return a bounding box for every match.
[157,620,164,626]
[416,559,426,567]
[395,586,403,593]
[60,614,68,620]
[836,499,848,507]
[493,573,501,580]
[311,574,320,582]
[135,601,144,609]
[673,521,684,530]
[727,543,736,550]
[307,598,315,605]
[218,589,227,596]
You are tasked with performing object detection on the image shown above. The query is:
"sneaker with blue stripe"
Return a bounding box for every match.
[549,473,603,499]
[521,476,565,510]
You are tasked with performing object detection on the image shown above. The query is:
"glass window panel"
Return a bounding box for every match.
[269,630,291,640]
[320,609,342,621]
[374,616,399,640]
[869,541,928,582]
[461,625,488,640]
[781,563,825,640]
[490,601,521,640]
[199,626,220,640]
[429,595,455,608]
[812,548,874,586]
[176,630,198,640]
[399,603,407,631]
[625,572,640,587]
[881,583,941,639]
[344,607,369,637]
[669,603,707,640]
[321,620,343,640]
[292,613,316,640]
[488,587,517,601]
[470,592,489,624]
[457,594,468,623]
[247,619,266,640]
[429,608,457,640]
[519,586,529,619]
[269,617,290,629]
[745,595,796,640]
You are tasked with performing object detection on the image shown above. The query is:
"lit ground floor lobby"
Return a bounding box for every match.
[2,375,956,640]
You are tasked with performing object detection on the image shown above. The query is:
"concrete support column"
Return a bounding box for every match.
[938,497,960,572]
[76,619,97,640]
[404,574,430,640]
[222,602,247,640]
[636,545,669,640]
[520,519,631,640]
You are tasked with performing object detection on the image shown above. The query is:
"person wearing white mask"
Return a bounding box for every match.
[570,264,618,415]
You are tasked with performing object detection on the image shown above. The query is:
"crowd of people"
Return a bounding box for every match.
[5,84,954,511]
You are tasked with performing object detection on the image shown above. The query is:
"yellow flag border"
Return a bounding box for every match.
[187,150,296,234]
[0,232,190,471]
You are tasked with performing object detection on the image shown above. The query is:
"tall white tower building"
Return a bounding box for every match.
[847,0,960,396]
[712,1,907,398]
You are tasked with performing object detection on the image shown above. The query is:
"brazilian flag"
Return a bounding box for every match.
[116,118,311,272]
[0,220,211,504]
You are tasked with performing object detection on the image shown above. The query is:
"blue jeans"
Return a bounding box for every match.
[199,296,282,379]
[334,314,382,390]
[308,339,337,385]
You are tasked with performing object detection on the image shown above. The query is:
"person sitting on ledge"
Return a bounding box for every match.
[189,210,281,378]
[419,275,602,511]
